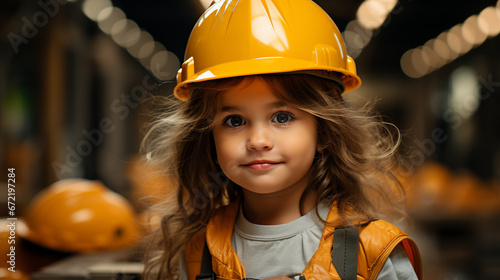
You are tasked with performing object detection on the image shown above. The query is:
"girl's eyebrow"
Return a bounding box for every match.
[220,106,239,113]
[220,101,288,113]
[268,101,289,109]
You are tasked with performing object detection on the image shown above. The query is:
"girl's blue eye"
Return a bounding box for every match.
[272,112,294,124]
[224,116,245,127]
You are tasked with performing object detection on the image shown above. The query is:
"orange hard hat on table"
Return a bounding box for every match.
[174,0,361,100]
[0,268,29,280]
[18,179,140,252]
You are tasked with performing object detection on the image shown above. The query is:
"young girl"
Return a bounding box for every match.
[143,0,422,280]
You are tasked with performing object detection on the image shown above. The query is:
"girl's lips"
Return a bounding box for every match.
[243,161,281,170]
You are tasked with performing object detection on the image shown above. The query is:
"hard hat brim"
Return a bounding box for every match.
[174,57,361,101]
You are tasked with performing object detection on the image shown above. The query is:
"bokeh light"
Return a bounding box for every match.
[401,5,499,78]
[82,0,181,80]
[82,0,112,21]
[477,6,500,37]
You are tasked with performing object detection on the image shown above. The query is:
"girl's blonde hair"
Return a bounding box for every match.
[142,74,406,280]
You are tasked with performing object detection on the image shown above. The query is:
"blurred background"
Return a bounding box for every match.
[1,0,500,279]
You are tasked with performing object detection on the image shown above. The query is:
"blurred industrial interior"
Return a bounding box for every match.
[1,0,500,279]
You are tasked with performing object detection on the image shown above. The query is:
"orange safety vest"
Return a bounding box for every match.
[185,201,422,280]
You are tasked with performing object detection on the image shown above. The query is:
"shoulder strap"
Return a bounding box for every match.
[196,242,216,280]
[331,227,359,280]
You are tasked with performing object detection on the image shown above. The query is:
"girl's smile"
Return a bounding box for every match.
[242,159,283,171]
[212,78,318,197]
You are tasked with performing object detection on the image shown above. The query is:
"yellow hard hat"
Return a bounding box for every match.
[174,0,361,100]
[18,179,140,252]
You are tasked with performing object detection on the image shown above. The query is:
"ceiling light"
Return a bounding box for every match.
[477,6,500,37]
[401,49,422,78]
[111,20,140,48]
[150,51,181,80]
[447,25,472,55]
[462,15,487,46]
[421,44,439,71]
[401,4,500,78]
[82,0,112,21]
[81,0,181,80]
[97,7,126,35]
[432,37,450,63]
[357,0,388,29]
[127,31,154,58]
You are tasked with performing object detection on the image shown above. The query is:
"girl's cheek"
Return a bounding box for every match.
[223,160,242,178]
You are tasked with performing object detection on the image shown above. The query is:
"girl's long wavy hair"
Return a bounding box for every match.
[142,74,406,280]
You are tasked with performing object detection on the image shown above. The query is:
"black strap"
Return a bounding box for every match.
[331,227,359,280]
[196,242,216,280]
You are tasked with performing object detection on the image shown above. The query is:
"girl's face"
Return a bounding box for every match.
[212,78,317,195]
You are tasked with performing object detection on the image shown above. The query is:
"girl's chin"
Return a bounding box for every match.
[239,185,288,195]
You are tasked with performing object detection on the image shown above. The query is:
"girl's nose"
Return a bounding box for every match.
[246,125,274,151]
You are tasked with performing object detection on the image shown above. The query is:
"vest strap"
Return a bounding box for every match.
[331,227,359,280]
[196,242,216,280]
